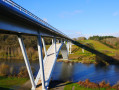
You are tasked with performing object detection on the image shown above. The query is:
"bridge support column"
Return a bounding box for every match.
[64,39,66,43]
[53,37,57,56]
[61,42,68,60]
[18,35,36,90]
[37,35,46,90]
[67,40,69,54]
[57,39,59,43]
[52,39,53,45]
[42,37,47,56]
[70,41,72,54]
[61,38,63,43]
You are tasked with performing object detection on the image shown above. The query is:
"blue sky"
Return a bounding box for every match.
[13,0,119,38]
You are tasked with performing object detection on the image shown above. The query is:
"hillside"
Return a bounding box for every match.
[81,40,116,54]
[72,40,116,56]
[66,40,119,64]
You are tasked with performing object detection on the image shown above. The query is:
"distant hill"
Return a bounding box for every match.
[87,35,119,49]
[81,40,115,51]
[78,40,117,56]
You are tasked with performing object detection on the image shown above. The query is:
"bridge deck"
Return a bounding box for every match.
[0,0,71,40]
[36,43,62,90]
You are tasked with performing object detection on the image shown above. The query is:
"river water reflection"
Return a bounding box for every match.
[52,62,119,85]
[1,60,119,85]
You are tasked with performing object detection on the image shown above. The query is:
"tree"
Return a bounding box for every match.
[73,38,77,41]
[77,37,86,41]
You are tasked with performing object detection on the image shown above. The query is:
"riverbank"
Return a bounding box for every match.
[57,58,110,66]
[49,79,119,90]
[0,62,32,90]
[0,76,28,90]
[64,79,119,90]
[57,59,96,64]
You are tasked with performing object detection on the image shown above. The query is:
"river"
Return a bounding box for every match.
[52,62,119,85]
[1,60,119,85]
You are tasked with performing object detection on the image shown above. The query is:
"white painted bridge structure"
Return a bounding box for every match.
[0,0,73,90]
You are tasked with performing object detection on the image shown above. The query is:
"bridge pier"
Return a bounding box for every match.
[70,41,72,54]
[18,34,47,90]
[67,40,69,54]
[66,40,72,54]
[52,39,53,45]
[42,37,47,57]
[18,35,36,90]
[17,35,70,89]
[37,35,46,90]
[64,39,66,43]
[57,39,59,43]
[61,38,63,43]
[53,37,57,56]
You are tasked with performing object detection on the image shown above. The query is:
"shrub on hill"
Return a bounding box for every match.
[88,35,116,41]
[101,37,119,49]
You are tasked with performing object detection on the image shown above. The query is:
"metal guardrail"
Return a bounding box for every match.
[2,0,70,38]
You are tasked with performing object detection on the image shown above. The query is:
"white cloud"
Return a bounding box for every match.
[113,12,119,16]
[59,10,82,18]
[43,18,48,22]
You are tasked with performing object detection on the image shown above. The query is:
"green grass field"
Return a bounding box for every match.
[72,40,119,55]
[75,40,116,53]
[0,76,28,90]
[82,40,115,51]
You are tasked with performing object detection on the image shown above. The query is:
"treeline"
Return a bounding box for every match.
[73,35,119,49]
[73,37,87,41]
[73,36,116,41]
[0,34,52,60]
[88,36,119,49]
[88,36,116,40]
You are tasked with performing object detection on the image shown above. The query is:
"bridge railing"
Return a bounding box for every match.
[2,0,69,38]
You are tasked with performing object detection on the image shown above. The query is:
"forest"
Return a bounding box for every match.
[0,34,52,60]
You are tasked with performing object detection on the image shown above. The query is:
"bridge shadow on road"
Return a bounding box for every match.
[72,41,119,65]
